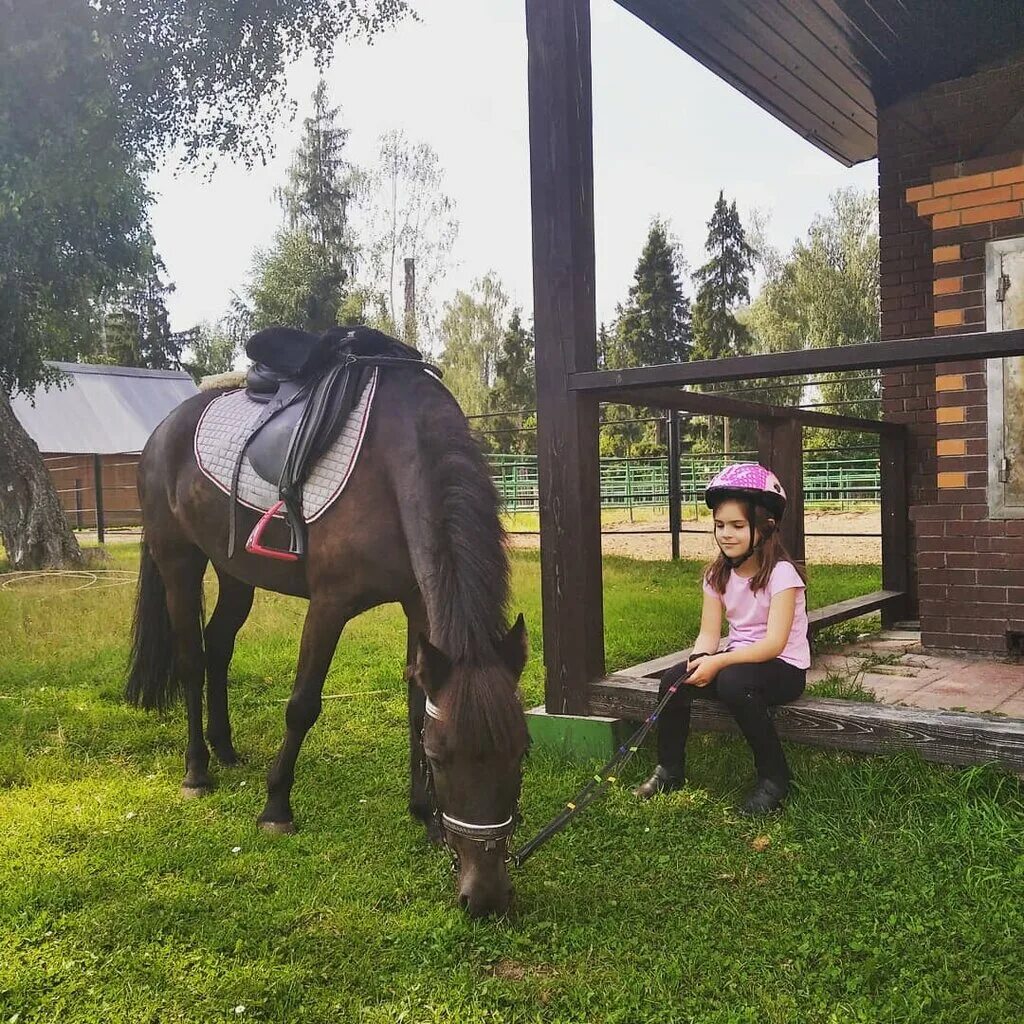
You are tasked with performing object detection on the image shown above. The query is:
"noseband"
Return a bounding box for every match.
[421,696,519,865]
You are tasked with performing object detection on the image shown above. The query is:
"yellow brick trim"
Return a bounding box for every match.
[937,439,967,457]
[950,185,1013,209]
[935,373,966,391]
[937,471,967,489]
[993,165,1024,186]
[934,308,964,328]
[906,184,934,203]
[933,171,993,196]
[933,277,963,295]
[961,200,1023,225]
[933,211,960,229]
[933,244,961,263]
[936,406,966,424]
[918,196,952,215]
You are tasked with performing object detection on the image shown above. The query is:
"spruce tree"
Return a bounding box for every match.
[613,219,691,368]
[604,219,691,456]
[489,310,536,455]
[691,192,756,362]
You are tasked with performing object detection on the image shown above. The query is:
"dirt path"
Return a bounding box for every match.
[508,509,881,564]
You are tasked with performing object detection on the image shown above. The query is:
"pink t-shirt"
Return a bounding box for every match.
[702,561,810,669]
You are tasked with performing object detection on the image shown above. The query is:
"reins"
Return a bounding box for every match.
[509,663,696,867]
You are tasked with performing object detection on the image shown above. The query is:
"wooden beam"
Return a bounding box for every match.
[880,431,911,626]
[527,0,604,714]
[570,328,1024,392]
[597,385,902,435]
[587,676,1024,774]
[758,417,804,564]
[805,589,904,630]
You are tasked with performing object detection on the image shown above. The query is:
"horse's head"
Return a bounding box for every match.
[410,615,529,918]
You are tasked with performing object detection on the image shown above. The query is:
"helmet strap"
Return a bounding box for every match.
[716,516,770,569]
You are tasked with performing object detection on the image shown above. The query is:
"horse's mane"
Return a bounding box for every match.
[416,389,527,755]
[417,391,511,664]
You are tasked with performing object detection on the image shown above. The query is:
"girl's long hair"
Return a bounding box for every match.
[704,499,807,595]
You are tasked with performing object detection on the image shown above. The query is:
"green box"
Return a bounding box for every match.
[525,705,633,760]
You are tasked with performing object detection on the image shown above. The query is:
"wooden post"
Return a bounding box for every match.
[93,454,105,545]
[757,417,804,565]
[527,0,604,714]
[403,257,416,345]
[880,428,911,625]
[667,412,681,560]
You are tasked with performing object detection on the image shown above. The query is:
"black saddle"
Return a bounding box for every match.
[226,325,436,561]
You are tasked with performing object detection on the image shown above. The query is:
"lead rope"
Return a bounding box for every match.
[509,663,698,868]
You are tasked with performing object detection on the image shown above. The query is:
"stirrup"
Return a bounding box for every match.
[245,500,300,562]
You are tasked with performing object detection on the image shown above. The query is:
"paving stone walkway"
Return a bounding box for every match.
[809,628,1024,717]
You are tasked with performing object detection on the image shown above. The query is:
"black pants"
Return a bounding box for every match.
[656,658,806,783]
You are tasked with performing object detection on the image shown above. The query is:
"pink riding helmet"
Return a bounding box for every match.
[705,463,787,521]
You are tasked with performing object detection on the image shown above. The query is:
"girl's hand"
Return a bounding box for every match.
[686,654,723,687]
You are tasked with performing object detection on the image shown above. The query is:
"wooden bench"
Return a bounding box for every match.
[587,591,1024,774]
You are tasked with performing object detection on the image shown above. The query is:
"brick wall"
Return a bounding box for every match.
[878,57,1024,655]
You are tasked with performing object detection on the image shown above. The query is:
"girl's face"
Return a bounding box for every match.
[713,499,757,556]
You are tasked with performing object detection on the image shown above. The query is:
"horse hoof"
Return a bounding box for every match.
[181,784,213,800]
[214,749,242,767]
[258,819,296,835]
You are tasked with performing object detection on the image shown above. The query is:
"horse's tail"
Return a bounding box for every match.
[125,537,181,710]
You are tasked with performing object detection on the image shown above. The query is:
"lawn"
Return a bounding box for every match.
[0,547,1021,1023]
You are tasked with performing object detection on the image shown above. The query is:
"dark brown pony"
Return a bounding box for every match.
[126,346,529,917]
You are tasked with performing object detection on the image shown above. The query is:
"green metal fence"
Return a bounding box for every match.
[488,453,881,513]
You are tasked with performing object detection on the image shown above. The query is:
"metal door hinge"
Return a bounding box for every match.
[999,456,1012,483]
[996,271,1011,303]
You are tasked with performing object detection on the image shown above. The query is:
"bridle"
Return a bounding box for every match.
[420,695,520,870]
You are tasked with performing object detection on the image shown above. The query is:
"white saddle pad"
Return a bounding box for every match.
[193,369,378,523]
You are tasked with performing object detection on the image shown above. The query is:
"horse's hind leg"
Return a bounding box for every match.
[154,543,213,797]
[204,569,255,765]
[404,593,442,846]
[258,594,349,832]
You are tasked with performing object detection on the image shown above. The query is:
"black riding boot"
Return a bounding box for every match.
[633,764,684,800]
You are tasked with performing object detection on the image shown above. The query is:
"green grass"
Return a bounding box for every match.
[1,547,1021,1023]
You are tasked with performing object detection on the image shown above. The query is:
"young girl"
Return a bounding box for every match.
[634,463,809,815]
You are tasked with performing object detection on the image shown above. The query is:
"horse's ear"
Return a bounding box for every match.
[498,614,529,677]
[412,634,452,697]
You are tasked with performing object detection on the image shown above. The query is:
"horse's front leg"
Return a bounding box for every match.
[404,594,442,846]
[258,595,347,833]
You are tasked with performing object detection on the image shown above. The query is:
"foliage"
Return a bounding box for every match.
[487,310,536,455]
[93,245,184,370]
[360,131,459,352]
[244,229,347,333]
[607,219,691,369]
[438,273,509,419]
[180,321,239,381]
[3,546,1023,1023]
[746,189,881,451]
[691,192,757,363]
[603,220,692,457]
[1,0,412,394]
[0,0,149,395]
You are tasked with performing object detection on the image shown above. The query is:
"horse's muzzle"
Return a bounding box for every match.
[457,865,513,918]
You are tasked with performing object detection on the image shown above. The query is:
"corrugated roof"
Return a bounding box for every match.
[11,361,199,455]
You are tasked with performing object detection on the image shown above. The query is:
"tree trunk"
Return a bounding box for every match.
[0,390,84,569]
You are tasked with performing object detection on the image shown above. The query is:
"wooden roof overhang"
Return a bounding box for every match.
[614,0,1024,165]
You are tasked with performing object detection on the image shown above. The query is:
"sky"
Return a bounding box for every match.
[148,0,878,339]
